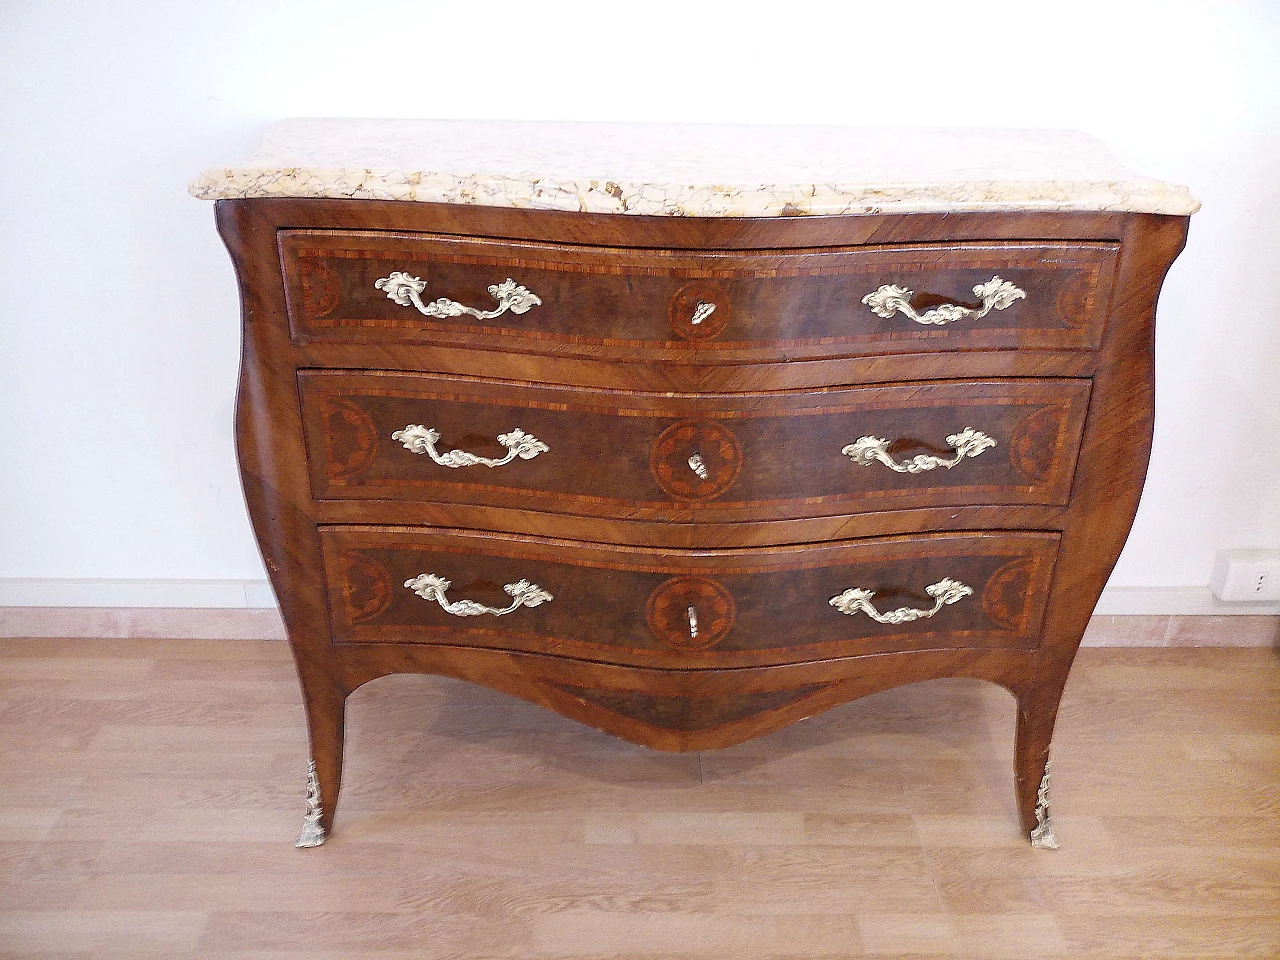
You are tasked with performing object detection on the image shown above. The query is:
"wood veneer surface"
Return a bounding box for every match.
[0,638,1276,959]
[219,200,1190,840]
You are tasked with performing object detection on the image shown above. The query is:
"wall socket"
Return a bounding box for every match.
[1209,549,1280,602]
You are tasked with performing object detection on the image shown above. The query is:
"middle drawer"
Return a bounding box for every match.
[300,371,1090,522]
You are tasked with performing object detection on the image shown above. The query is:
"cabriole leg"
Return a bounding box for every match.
[1014,683,1064,849]
[295,676,346,848]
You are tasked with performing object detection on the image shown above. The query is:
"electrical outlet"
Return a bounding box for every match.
[1209,550,1280,602]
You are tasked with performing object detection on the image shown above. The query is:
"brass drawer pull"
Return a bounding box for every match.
[375,272,543,320]
[830,577,973,624]
[405,574,553,617]
[862,276,1026,326]
[392,425,549,468]
[842,427,995,473]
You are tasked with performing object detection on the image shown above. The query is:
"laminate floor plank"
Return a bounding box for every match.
[0,640,1275,958]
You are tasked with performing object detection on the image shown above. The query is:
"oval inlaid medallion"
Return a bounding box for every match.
[298,256,342,318]
[1054,267,1096,328]
[646,576,736,650]
[1009,405,1067,484]
[669,279,731,341]
[320,396,380,482]
[650,419,742,502]
[981,557,1039,631]
[340,552,393,624]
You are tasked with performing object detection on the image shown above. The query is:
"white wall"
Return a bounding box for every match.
[2,0,1278,609]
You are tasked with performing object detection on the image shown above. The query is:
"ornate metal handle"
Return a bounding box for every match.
[861,276,1026,326]
[842,427,995,474]
[829,578,973,624]
[391,425,549,468]
[375,272,542,321]
[405,574,553,617]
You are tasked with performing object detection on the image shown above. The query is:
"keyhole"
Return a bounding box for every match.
[687,605,699,639]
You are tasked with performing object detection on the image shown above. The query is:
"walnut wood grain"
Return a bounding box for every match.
[280,230,1117,363]
[321,526,1059,667]
[216,197,1190,842]
[299,372,1090,521]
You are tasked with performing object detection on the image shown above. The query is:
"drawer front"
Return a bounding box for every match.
[300,372,1090,519]
[322,527,1059,667]
[280,230,1118,361]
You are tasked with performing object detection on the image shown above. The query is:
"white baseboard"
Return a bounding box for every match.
[0,578,278,608]
[1090,586,1280,616]
[0,578,1277,615]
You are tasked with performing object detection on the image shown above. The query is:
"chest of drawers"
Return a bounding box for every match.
[195,121,1196,848]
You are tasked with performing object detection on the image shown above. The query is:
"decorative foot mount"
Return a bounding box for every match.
[296,759,327,848]
[1029,760,1059,850]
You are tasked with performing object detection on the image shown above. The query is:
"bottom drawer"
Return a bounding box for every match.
[322,527,1058,668]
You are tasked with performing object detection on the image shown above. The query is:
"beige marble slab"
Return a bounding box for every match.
[190,119,1199,217]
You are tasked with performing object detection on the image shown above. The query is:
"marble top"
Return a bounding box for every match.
[190,119,1199,218]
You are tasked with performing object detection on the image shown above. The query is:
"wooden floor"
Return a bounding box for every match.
[0,639,1276,959]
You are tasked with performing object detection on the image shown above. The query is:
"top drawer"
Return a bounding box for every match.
[279,231,1118,363]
